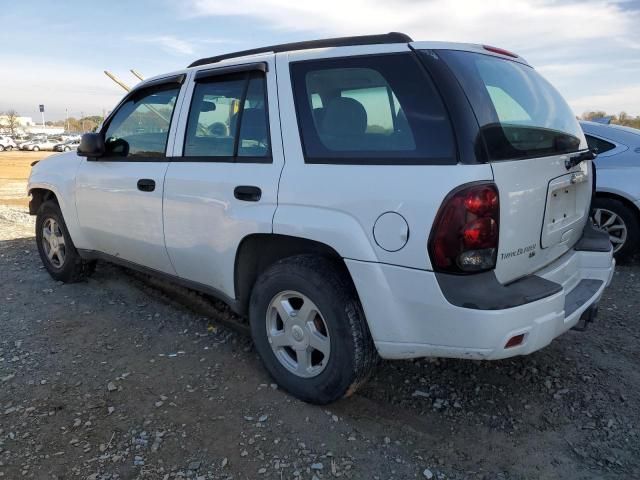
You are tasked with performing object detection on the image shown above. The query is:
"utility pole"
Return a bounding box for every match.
[39,104,45,131]
[81,111,85,132]
[65,108,69,132]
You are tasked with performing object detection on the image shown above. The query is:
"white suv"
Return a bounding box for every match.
[28,33,615,404]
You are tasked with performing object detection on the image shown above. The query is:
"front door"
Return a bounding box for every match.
[163,56,284,298]
[75,76,186,274]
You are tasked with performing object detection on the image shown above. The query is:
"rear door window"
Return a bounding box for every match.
[184,71,270,161]
[290,53,455,164]
[434,50,585,161]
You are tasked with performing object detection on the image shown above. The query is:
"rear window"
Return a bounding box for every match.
[434,50,584,161]
[290,53,455,165]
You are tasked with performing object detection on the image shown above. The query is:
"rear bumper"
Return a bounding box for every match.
[347,237,614,360]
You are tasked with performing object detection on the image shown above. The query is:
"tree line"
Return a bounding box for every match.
[580,111,640,129]
[0,110,105,135]
[46,116,104,133]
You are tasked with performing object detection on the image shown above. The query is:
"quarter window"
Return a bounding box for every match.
[103,84,180,158]
[585,134,616,154]
[290,53,455,164]
[184,71,270,160]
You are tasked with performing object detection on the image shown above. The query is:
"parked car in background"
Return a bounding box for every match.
[22,137,62,151]
[18,136,46,150]
[0,136,17,151]
[28,33,614,404]
[59,134,82,143]
[581,121,640,260]
[53,140,80,152]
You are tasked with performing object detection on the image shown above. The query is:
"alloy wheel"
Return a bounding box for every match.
[592,207,627,253]
[266,290,331,378]
[42,217,66,268]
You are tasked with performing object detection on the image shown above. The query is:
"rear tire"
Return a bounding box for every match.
[592,197,639,262]
[0,145,4,152]
[32,146,40,151]
[35,200,96,282]
[249,255,377,404]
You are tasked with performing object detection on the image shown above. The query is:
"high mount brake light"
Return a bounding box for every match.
[482,45,519,59]
[428,183,500,274]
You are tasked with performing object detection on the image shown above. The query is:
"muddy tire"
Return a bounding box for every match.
[249,255,377,404]
[35,200,96,282]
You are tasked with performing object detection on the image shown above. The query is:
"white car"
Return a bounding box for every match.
[53,140,81,152]
[580,121,640,260]
[22,137,61,151]
[27,33,615,404]
[0,136,17,151]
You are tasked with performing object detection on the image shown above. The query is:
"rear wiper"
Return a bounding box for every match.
[565,149,596,170]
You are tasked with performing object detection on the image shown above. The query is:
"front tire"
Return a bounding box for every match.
[592,197,639,262]
[0,145,5,152]
[249,255,377,404]
[36,201,95,282]
[32,146,40,151]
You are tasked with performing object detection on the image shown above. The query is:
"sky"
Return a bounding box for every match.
[0,0,639,121]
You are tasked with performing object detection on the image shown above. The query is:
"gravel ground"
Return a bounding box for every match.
[0,223,638,479]
[0,205,34,240]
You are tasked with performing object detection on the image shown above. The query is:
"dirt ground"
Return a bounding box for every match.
[0,152,638,479]
[0,151,49,241]
[0,151,51,208]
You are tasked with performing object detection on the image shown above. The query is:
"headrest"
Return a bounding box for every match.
[239,108,267,142]
[321,97,367,136]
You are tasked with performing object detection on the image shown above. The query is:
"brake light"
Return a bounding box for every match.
[482,45,519,58]
[428,183,500,273]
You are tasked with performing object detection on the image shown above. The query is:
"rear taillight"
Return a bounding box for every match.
[428,183,500,274]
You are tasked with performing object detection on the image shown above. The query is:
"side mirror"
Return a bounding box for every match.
[77,133,105,158]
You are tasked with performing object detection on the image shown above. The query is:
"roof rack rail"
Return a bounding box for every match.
[188,32,413,68]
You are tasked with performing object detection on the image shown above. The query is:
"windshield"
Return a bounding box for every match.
[434,50,585,161]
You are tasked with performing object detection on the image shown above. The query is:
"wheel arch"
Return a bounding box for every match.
[234,233,357,315]
[28,187,59,215]
[594,190,640,225]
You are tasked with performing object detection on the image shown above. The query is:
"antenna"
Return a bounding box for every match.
[130,69,145,82]
[104,71,131,92]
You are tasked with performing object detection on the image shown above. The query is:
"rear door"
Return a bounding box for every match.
[163,56,284,298]
[432,48,592,283]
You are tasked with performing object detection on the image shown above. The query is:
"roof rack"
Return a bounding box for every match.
[188,32,413,68]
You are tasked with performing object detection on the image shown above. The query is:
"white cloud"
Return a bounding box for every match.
[188,0,635,46]
[129,35,196,55]
[188,0,640,115]
[570,85,640,116]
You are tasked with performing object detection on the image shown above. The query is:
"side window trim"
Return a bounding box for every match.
[179,69,272,163]
[194,62,268,82]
